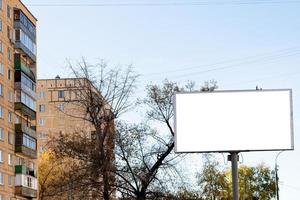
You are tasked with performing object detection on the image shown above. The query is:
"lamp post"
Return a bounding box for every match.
[275,151,284,200]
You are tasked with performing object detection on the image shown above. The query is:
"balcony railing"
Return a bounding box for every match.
[15,132,37,159]
[14,21,36,42]
[14,102,36,120]
[15,41,36,62]
[14,55,36,82]
[15,82,36,99]
[15,165,37,178]
[15,82,36,100]
[14,9,36,37]
[15,186,37,198]
[15,173,37,198]
[15,123,36,139]
[15,145,37,159]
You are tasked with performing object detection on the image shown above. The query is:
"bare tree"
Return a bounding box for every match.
[47,59,139,200]
[115,80,217,200]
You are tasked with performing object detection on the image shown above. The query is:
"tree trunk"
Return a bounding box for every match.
[136,192,146,200]
[103,170,110,200]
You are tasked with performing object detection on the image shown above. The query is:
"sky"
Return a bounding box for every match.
[23,0,300,198]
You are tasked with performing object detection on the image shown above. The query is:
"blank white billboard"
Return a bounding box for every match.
[175,89,294,153]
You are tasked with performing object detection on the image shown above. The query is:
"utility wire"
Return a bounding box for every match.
[223,70,300,88]
[143,47,300,77]
[27,0,300,7]
[279,183,300,191]
[144,49,300,82]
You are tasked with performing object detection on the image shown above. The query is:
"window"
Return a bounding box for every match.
[28,161,34,170]
[8,154,12,166]
[0,40,2,53]
[15,10,36,35]
[15,29,36,56]
[8,112,12,123]
[0,195,2,200]
[39,132,46,140]
[39,104,45,112]
[7,26,13,41]
[0,106,3,118]
[16,91,36,111]
[0,127,3,140]
[15,116,20,124]
[0,62,3,74]
[16,157,24,165]
[7,5,11,18]
[7,47,11,61]
[23,134,36,150]
[27,176,32,188]
[39,91,45,99]
[58,90,64,98]
[0,0,2,10]
[0,19,2,31]
[8,175,13,186]
[20,72,36,92]
[38,118,45,126]
[0,150,3,163]
[0,173,3,185]
[39,145,45,153]
[58,104,64,111]
[7,69,11,80]
[0,84,3,96]
[8,132,13,145]
[8,91,13,102]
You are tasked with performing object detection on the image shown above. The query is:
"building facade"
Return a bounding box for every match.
[37,77,100,199]
[0,0,37,199]
[37,78,95,153]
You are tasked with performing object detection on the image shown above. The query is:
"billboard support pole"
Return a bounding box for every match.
[229,152,239,200]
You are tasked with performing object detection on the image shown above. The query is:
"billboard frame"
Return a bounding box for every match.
[174,89,294,154]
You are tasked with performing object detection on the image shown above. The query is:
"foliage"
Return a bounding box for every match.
[197,156,230,200]
[197,156,276,200]
[38,151,73,200]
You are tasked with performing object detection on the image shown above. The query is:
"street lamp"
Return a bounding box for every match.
[275,151,284,200]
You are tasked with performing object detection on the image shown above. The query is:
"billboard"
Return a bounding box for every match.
[174,89,294,153]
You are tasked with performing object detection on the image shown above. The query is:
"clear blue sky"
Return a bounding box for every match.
[24,0,300,198]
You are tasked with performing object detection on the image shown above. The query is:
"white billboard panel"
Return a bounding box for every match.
[175,89,294,153]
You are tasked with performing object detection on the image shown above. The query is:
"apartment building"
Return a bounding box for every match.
[0,0,37,199]
[37,77,104,199]
[37,77,96,152]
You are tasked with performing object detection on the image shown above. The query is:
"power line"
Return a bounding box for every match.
[27,0,300,7]
[175,51,300,79]
[142,49,300,81]
[222,70,300,88]
[143,47,300,77]
[279,183,300,192]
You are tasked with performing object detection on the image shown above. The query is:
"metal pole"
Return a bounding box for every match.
[231,152,239,200]
[275,151,284,200]
[275,164,279,200]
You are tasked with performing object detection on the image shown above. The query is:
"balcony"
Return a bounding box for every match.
[14,54,36,82]
[15,165,37,178]
[15,41,36,62]
[14,102,36,120]
[15,186,37,198]
[15,123,36,139]
[15,82,36,99]
[15,174,37,198]
[15,145,37,159]
[15,133,37,159]
[14,21,36,43]
[14,9,36,38]
[15,82,36,100]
